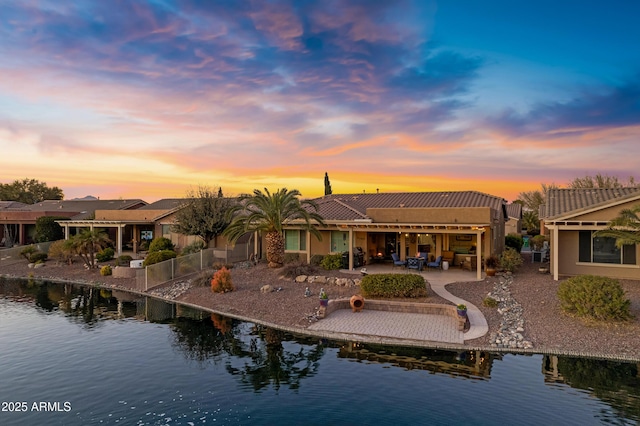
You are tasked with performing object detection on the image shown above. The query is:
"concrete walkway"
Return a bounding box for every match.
[308,265,489,345]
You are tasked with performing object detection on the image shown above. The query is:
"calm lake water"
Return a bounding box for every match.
[1,279,639,426]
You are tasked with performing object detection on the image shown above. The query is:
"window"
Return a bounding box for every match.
[284,230,306,251]
[578,231,636,265]
[331,231,349,253]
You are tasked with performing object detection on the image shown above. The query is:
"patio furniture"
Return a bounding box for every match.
[391,253,406,269]
[442,251,454,265]
[461,256,478,271]
[406,257,424,271]
[426,255,443,271]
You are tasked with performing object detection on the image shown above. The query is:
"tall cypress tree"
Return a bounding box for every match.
[324,172,332,195]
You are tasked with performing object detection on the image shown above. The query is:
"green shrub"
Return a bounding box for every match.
[20,245,38,262]
[115,255,133,266]
[143,250,177,267]
[30,252,48,264]
[310,254,324,266]
[100,265,112,276]
[284,253,301,264]
[485,255,499,269]
[360,273,427,298]
[505,234,524,253]
[530,235,548,251]
[149,237,175,253]
[180,240,206,255]
[499,247,523,273]
[320,253,343,270]
[483,297,498,308]
[34,216,67,242]
[96,247,115,262]
[557,275,631,321]
[211,267,234,293]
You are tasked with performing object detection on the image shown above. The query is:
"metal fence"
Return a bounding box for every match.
[136,243,253,291]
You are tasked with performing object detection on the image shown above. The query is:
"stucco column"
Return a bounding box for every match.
[476,230,482,280]
[552,226,559,281]
[116,225,123,256]
[306,230,311,263]
[348,228,353,270]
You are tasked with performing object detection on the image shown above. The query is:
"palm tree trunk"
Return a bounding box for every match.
[265,231,284,268]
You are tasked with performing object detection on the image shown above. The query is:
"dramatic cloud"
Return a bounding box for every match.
[1,0,639,201]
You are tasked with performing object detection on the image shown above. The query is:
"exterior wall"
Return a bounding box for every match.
[556,229,640,280]
[567,200,639,222]
[96,210,169,221]
[505,218,521,236]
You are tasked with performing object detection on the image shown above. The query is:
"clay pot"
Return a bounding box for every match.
[350,295,365,312]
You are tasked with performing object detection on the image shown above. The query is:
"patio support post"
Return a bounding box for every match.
[116,225,123,256]
[306,230,311,264]
[348,228,353,270]
[552,226,559,281]
[476,230,482,280]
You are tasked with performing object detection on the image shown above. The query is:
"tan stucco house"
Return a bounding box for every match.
[279,191,507,280]
[1,198,146,247]
[541,187,640,281]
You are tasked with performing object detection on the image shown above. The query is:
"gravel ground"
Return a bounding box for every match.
[2,253,639,359]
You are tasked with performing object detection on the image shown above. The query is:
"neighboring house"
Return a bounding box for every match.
[0,198,146,247]
[505,203,523,236]
[541,187,640,281]
[280,191,507,280]
[58,198,247,257]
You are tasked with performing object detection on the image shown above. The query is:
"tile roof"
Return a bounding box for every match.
[26,199,147,219]
[310,191,506,221]
[139,198,188,210]
[505,203,522,219]
[542,187,640,219]
[0,201,28,210]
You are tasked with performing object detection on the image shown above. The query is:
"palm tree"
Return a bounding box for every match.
[595,205,640,247]
[71,229,112,268]
[223,188,325,268]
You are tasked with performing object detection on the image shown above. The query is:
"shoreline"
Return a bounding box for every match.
[2,262,640,363]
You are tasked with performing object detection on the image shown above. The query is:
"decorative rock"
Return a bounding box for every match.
[28,263,34,269]
[487,275,533,349]
[260,285,274,293]
[295,275,308,283]
[34,263,45,269]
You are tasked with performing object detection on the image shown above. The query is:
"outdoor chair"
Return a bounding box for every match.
[391,253,406,269]
[426,255,443,271]
[406,257,423,271]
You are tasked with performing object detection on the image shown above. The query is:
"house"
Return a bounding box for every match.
[57,198,249,257]
[0,198,146,247]
[541,187,640,281]
[56,199,193,256]
[505,203,523,236]
[280,191,507,280]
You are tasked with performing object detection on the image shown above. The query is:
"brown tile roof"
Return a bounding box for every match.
[542,187,640,219]
[0,201,28,210]
[310,191,506,221]
[139,198,187,210]
[26,199,147,219]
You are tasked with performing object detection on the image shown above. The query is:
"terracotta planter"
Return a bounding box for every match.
[486,268,496,277]
[350,295,365,312]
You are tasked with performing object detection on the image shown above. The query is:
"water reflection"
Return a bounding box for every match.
[2,277,639,423]
[543,355,640,422]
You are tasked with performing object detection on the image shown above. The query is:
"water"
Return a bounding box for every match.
[1,279,638,425]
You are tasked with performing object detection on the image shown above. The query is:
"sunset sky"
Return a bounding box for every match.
[1,1,639,203]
